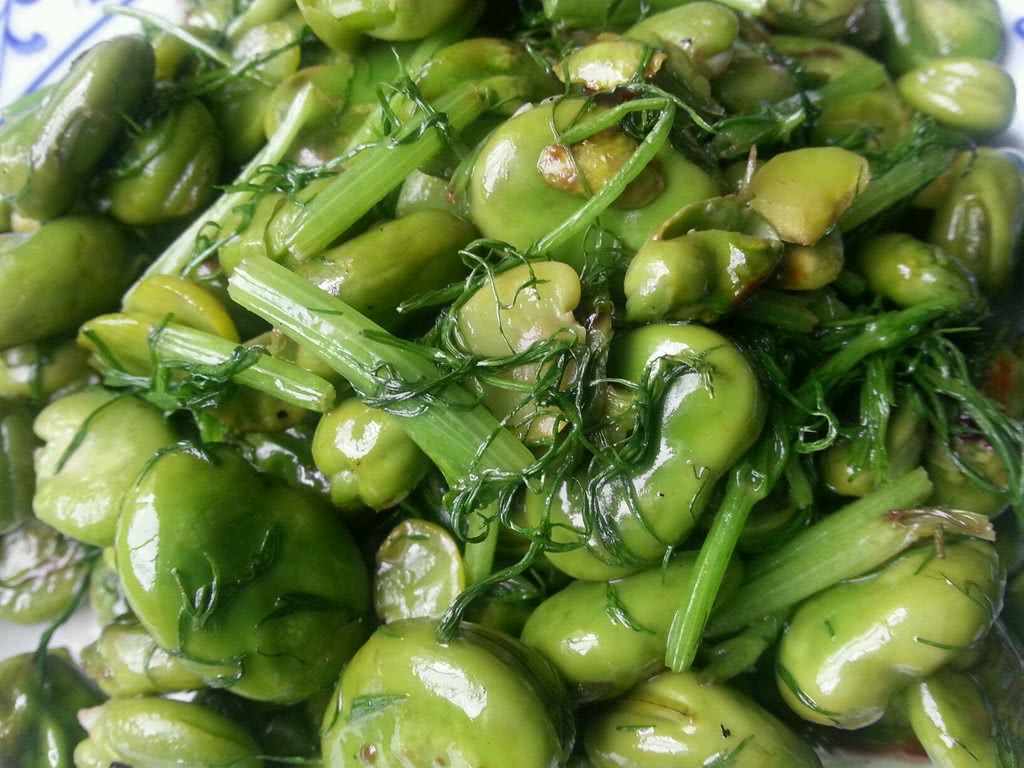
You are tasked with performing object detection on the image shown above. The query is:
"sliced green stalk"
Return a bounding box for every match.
[285,84,492,262]
[228,256,535,484]
[665,421,787,672]
[155,323,335,413]
[707,469,997,637]
[127,85,320,294]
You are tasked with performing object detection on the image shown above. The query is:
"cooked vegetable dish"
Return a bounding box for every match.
[1,0,1023,766]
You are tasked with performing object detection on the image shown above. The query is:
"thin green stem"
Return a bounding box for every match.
[285,84,491,262]
[840,145,955,232]
[533,101,673,256]
[463,505,500,586]
[557,98,670,144]
[707,469,999,638]
[155,324,336,413]
[128,85,319,293]
[665,421,786,672]
[228,256,535,483]
[803,299,958,397]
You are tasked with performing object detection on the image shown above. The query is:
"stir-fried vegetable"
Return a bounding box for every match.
[0,0,1022,765]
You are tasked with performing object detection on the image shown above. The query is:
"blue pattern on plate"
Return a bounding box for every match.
[0,0,139,104]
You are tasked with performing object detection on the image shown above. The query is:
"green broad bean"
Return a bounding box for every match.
[0,651,103,768]
[79,276,242,382]
[1,399,38,534]
[0,216,132,350]
[295,209,476,330]
[150,30,192,82]
[903,670,999,768]
[183,0,234,32]
[263,61,354,165]
[521,552,743,701]
[557,37,669,93]
[624,196,783,323]
[122,274,241,341]
[297,0,473,50]
[216,185,314,276]
[897,58,1016,135]
[813,87,913,151]
[116,445,371,703]
[926,435,1009,518]
[822,401,928,497]
[542,0,731,29]
[585,671,823,768]
[713,48,799,114]
[321,619,575,768]
[929,149,1024,294]
[626,2,740,78]
[396,170,466,218]
[456,261,586,443]
[239,424,331,499]
[33,389,177,547]
[206,356,315,435]
[247,328,340,384]
[537,129,668,211]
[81,620,206,697]
[0,339,92,403]
[770,37,909,147]
[772,230,845,291]
[879,0,1004,75]
[0,520,93,624]
[776,539,1003,729]
[525,323,764,581]
[468,98,719,267]
[764,0,865,38]
[914,150,972,210]
[74,697,262,768]
[292,0,360,52]
[224,0,296,41]
[88,548,130,625]
[312,398,431,513]
[771,35,888,86]
[855,233,979,310]
[418,37,557,112]
[105,100,222,227]
[0,36,154,221]
[374,519,465,623]
[749,147,870,246]
[205,19,303,163]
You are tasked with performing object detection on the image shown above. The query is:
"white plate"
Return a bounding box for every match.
[1,2,1022,766]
